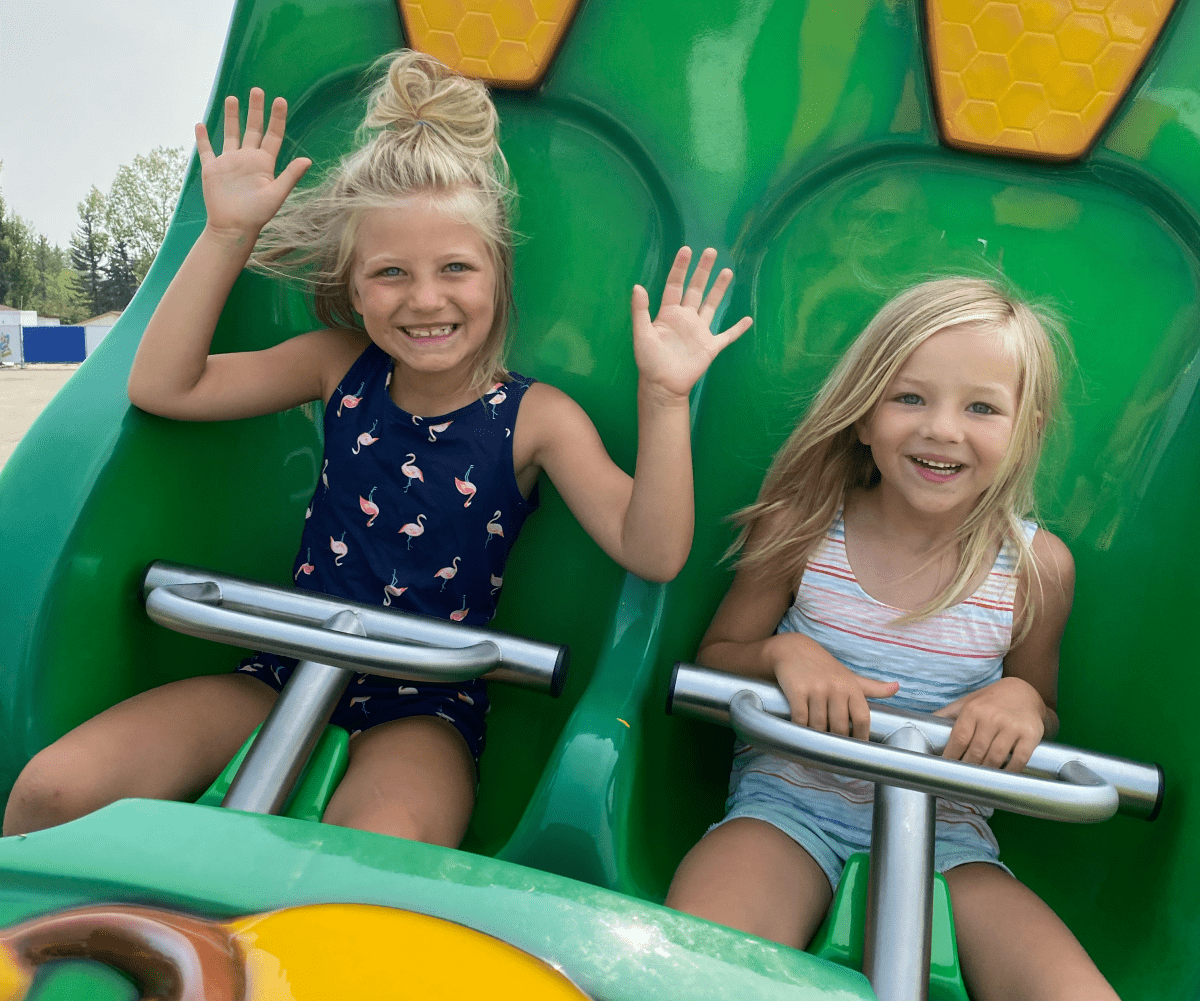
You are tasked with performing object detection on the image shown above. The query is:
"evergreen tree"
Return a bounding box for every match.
[69,188,110,317]
[98,239,138,313]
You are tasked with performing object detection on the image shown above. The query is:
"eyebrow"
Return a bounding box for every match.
[892,376,1015,398]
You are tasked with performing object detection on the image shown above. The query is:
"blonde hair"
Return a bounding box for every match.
[733,277,1066,643]
[251,50,516,393]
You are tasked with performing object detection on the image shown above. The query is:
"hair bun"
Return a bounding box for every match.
[365,50,498,160]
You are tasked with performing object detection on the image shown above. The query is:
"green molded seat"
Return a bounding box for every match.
[808,853,969,1001]
[195,724,350,823]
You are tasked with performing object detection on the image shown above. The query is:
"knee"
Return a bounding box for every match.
[3,747,108,836]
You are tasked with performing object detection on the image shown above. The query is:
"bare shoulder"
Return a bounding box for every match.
[1029,526,1075,601]
[513,381,599,461]
[307,328,371,404]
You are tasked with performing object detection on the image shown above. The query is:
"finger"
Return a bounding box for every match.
[681,247,717,310]
[933,696,964,719]
[942,718,975,761]
[274,156,312,196]
[981,732,1013,770]
[658,247,692,311]
[789,696,809,730]
[243,88,266,149]
[222,95,241,152]
[711,316,753,352]
[961,722,998,765]
[261,96,289,158]
[858,677,900,700]
[827,695,851,738]
[195,123,215,165]
[807,693,828,734]
[698,266,733,323]
[1005,735,1037,773]
[630,283,652,331]
[850,692,872,742]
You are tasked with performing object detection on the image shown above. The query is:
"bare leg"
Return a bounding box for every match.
[3,674,276,836]
[947,862,1120,1001]
[665,817,833,949]
[321,715,476,847]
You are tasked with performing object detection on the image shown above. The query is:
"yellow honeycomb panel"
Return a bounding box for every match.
[926,0,1179,160]
[399,0,581,90]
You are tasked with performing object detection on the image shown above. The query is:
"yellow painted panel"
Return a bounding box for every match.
[926,0,1180,160]
[399,0,581,89]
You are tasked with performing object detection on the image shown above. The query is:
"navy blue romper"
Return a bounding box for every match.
[238,342,539,760]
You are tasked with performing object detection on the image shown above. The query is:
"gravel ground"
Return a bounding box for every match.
[0,364,81,472]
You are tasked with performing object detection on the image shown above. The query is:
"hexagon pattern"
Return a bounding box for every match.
[400,0,581,89]
[927,0,1178,159]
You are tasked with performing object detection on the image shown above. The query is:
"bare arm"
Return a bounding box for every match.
[127,89,328,420]
[518,248,751,582]
[935,528,1075,770]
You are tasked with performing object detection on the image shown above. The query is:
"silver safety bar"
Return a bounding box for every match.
[141,561,568,817]
[670,664,1162,821]
[143,561,567,693]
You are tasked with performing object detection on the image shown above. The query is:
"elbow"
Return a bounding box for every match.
[631,544,691,584]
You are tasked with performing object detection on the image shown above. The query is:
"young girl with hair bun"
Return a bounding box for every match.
[666,279,1118,999]
[3,51,751,846]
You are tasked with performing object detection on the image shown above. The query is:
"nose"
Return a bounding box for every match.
[407,274,445,312]
[920,403,964,443]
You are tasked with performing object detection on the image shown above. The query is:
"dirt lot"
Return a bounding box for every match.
[0,365,80,472]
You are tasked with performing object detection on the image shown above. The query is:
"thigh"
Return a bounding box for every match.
[665,817,833,950]
[321,715,476,847]
[4,674,276,835]
[946,862,1119,1001]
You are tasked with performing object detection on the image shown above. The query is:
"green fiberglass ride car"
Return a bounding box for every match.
[0,0,1197,997]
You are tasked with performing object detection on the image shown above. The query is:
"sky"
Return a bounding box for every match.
[0,0,238,249]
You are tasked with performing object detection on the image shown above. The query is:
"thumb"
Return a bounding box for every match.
[630,284,651,330]
[933,695,965,719]
[858,677,900,699]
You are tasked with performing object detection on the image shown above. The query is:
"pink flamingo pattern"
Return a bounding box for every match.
[485,510,503,546]
[399,514,426,549]
[352,420,379,454]
[305,502,313,520]
[401,453,424,492]
[321,459,329,492]
[434,557,460,590]
[450,595,469,622]
[349,696,370,713]
[383,570,407,607]
[427,420,453,442]
[294,549,315,581]
[457,692,476,705]
[330,533,348,566]
[359,487,379,527]
[490,574,503,595]
[487,387,506,419]
[454,465,476,508]
[337,383,365,417]
[398,685,419,695]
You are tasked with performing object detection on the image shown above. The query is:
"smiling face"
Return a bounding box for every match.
[857,321,1021,524]
[349,198,497,390]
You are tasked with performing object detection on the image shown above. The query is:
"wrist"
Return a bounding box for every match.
[637,378,692,412]
[201,222,261,254]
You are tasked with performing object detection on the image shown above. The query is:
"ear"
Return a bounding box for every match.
[349,276,363,315]
[855,415,872,447]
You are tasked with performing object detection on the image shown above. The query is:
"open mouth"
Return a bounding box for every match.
[909,456,963,480]
[402,324,458,340]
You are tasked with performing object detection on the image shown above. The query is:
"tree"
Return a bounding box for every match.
[32,237,84,322]
[1,212,37,310]
[97,239,139,313]
[70,187,110,317]
[106,146,186,281]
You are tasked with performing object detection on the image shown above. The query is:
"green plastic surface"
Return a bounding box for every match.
[809,853,968,1001]
[0,0,1197,997]
[195,724,349,823]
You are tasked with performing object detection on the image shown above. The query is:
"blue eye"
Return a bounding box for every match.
[897,393,922,405]
[446,262,469,273]
[378,266,402,277]
[968,402,996,415]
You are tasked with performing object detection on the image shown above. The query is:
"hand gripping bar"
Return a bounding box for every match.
[670,664,1163,822]
[142,561,567,694]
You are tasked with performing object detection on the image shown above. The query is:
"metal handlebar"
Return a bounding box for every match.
[730,690,1116,823]
[142,561,567,694]
[670,663,1162,820]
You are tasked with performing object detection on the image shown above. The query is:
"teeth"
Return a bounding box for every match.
[912,457,961,471]
[403,325,456,338]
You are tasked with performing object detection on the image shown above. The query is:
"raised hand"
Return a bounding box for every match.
[195,88,312,240]
[934,676,1047,772]
[770,633,899,741]
[631,247,753,400]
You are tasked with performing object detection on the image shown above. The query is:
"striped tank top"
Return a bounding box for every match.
[730,510,1038,839]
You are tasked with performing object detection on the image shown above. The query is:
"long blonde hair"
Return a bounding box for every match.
[251,50,517,393]
[733,277,1067,643]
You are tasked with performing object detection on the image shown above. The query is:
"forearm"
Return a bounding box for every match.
[697,632,810,684]
[127,225,256,415]
[618,382,695,581]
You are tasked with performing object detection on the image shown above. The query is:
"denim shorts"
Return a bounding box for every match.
[235,652,489,762]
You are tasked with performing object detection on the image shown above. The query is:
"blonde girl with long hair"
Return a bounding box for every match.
[666,278,1118,999]
[4,51,751,845]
